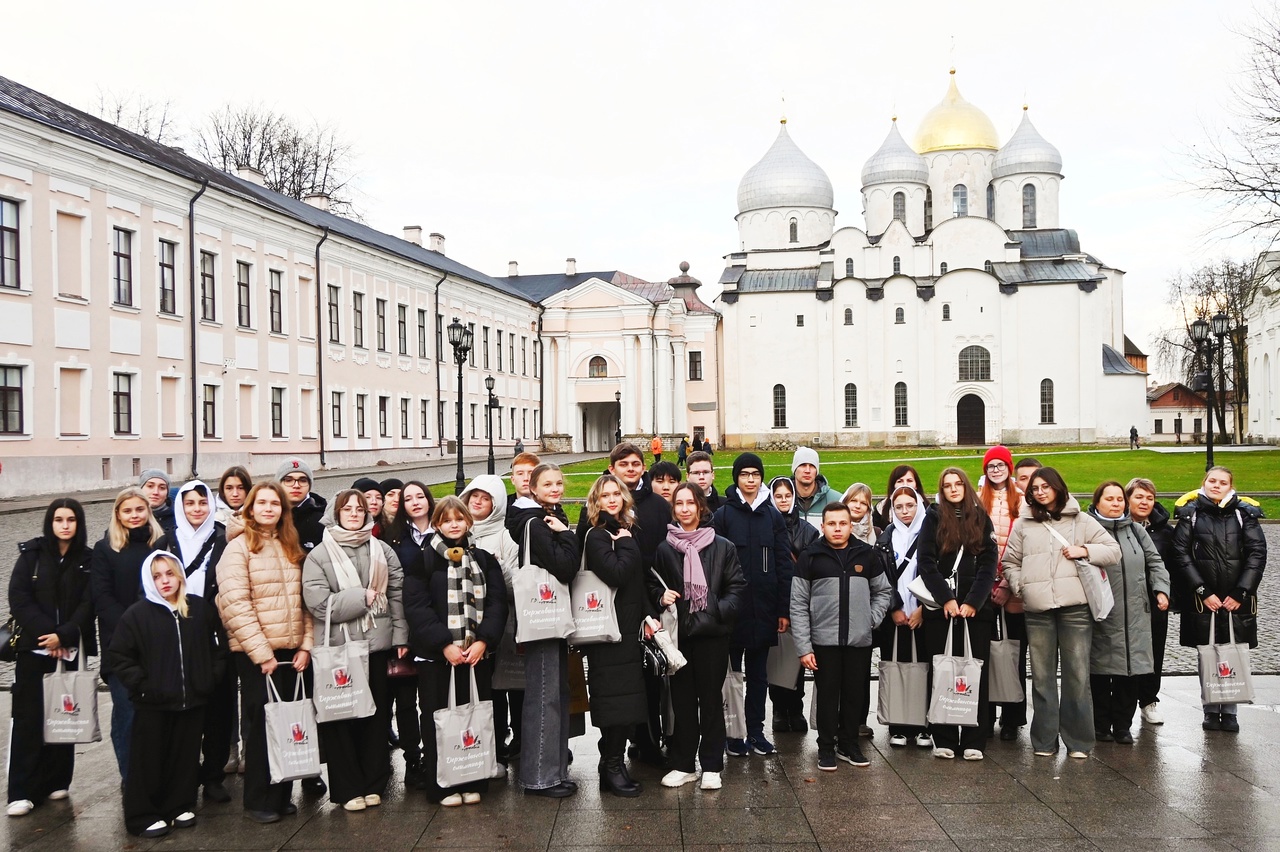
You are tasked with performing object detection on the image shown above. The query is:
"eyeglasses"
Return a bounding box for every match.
[1031,484,1054,494]
[985,462,1007,471]
[281,476,309,486]
[739,471,762,480]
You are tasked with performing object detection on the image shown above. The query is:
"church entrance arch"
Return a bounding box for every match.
[957,394,985,445]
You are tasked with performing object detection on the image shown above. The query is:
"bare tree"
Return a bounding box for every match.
[193,104,358,217]
[92,88,178,145]
[1153,258,1263,440]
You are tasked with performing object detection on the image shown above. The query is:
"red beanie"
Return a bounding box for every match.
[983,445,1013,469]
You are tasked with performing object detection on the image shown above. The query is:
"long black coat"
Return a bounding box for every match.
[507,502,580,586]
[1171,493,1267,648]
[650,534,746,639]
[711,489,793,649]
[90,527,159,676]
[579,520,648,727]
[915,505,998,625]
[105,595,226,711]
[402,536,509,661]
[9,537,95,655]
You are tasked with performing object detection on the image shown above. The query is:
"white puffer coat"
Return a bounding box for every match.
[1002,497,1121,613]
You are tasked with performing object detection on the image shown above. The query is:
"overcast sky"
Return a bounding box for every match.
[6,1,1265,379]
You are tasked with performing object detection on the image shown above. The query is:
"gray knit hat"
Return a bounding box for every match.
[138,468,170,489]
[276,457,314,484]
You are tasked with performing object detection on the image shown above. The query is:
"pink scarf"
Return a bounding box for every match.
[665,524,714,612]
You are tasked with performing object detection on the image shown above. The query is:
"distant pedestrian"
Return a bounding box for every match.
[678,437,689,468]
[1129,426,1140,450]
[514,438,525,455]
[650,435,664,463]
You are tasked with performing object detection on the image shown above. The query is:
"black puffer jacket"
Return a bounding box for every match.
[650,533,747,639]
[1141,501,1179,610]
[579,520,648,727]
[1171,493,1267,648]
[9,538,95,654]
[712,488,794,649]
[291,493,329,553]
[105,595,226,711]
[576,475,672,570]
[403,534,508,661]
[90,528,159,675]
[506,501,580,586]
[915,505,998,624]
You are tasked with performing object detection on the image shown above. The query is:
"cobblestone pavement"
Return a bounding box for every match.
[2,677,1279,850]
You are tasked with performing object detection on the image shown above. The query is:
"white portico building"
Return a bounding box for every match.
[718,70,1148,447]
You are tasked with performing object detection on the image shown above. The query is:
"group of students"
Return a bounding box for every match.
[5,442,1268,829]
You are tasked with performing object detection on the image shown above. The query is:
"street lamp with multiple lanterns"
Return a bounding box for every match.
[1189,311,1231,472]
[446,317,473,495]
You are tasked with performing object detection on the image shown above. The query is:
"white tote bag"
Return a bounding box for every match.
[908,547,962,611]
[987,608,1025,704]
[567,530,621,645]
[512,519,575,643]
[927,621,984,727]
[264,675,322,784]
[42,642,100,744]
[1198,610,1255,705]
[311,599,377,723]
[433,666,501,787]
[1046,524,1114,622]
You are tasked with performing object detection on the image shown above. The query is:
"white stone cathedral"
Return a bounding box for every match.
[717,70,1148,448]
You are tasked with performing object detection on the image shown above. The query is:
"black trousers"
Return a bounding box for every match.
[812,645,872,751]
[123,706,204,835]
[389,670,421,763]
[7,651,76,804]
[1091,674,1139,732]
[200,662,236,785]
[923,617,992,752]
[418,658,492,802]
[1136,606,1168,707]
[876,624,927,737]
[493,689,524,747]
[318,649,392,804]
[988,610,1028,729]
[668,634,730,773]
[235,650,311,814]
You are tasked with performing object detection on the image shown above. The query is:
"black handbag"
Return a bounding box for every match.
[0,616,21,662]
[639,635,669,678]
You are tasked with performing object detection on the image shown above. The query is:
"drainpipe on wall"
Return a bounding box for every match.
[536,305,545,447]
[187,178,208,480]
[649,305,659,435]
[431,273,446,456]
[314,227,329,467]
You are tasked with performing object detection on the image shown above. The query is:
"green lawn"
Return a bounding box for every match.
[429,445,1280,515]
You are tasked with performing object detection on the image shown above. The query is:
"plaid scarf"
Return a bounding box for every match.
[431,533,486,647]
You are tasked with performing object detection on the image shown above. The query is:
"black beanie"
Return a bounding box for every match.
[352,477,381,493]
[378,478,405,496]
[732,452,764,484]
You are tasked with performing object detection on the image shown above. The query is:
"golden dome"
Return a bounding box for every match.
[912,69,1000,153]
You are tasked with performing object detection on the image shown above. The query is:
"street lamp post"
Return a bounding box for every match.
[614,390,622,448]
[1189,312,1230,472]
[485,374,499,476]
[447,317,473,495]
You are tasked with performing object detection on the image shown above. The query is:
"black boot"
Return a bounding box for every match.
[600,756,641,797]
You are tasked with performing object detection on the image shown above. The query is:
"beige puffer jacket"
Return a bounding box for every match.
[1002,496,1121,613]
[217,529,314,664]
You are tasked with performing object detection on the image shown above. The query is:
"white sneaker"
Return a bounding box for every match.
[699,771,722,790]
[363,794,382,807]
[661,770,697,788]
[7,800,33,817]
[889,734,908,747]
[1068,750,1089,759]
[915,733,933,748]
[461,792,481,805]
[963,749,984,761]
[1141,703,1164,725]
[932,747,955,759]
[440,793,463,807]
[47,789,69,800]
[343,797,367,812]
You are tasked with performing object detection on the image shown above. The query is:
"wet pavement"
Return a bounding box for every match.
[2,674,1279,850]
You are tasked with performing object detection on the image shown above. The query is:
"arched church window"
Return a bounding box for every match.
[958,345,991,382]
[1023,184,1037,228]
[789,218,798,243]
[845,257,853,276]
[893,191,906,223]
[844,384,858,427]
[588,356,607,378]
[983,260,994,274]
[942,303,951,321]
[892,256,901,274]
[952,185,968,217]
[894,307,905,324]
[894,382,909,426]
[1040,378,1055,423]
[773,384,787,428]
[940,262,948,275]
[843,308,853,326]
[924,188,933,230]
[986,182,994,218]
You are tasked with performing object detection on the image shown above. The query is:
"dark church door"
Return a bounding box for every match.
[957,395,985,446]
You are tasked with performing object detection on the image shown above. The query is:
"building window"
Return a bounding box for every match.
[436,314,444,361]
[588,356,607,378]
[796,315,805,327]
[894,382,909,426]
[268,270,283,333]
[1154,419,1164,434]
[0,199,18,289]
[438,400,446,440]
[924,188,933,230]
[845,257,854,276]
[397,305,408,355]
[353,293,365,347]
[958,345,992,381]
[893,255,901,274]
[113,228,133,306]
[235,261,251,327]
[0,366,23,433]
[158,240,177,315]
[1175,416,1183,434]
[331,391,344,437]
[1023,184,1037,228]
[482,326,490,368]
[496,331,503,372]
[400,398,410,439]
[773,384,787,428]
[417,310,428,358]
[113,373,133,434]
[376,299,387,351]
[271,387,285,437]
[952,185,968,217]
[789,218,798,243]
[327,286,341,342]
[986,182,995,218]
[1040,378,1055,423]
[201,384,217,438]
[844,383,858,428]
[468,323,476,366]
[200,252,216,320]
[893,191,906,223]
[508,333,515,374]
[420,399,430,439]
[470,403,477,439]
[895,307,905,324]
[942,303,951,321]
[689,350,703,381]
[521,337,528,375]
[940,262,948,275]
[356,394,367,438]
[983,259,994,274]
[379,396,389,437]
[843,308,853,325]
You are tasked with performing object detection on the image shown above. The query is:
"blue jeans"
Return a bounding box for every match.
[729,647,769,739]
[107,674,134,781]
[519,640,570,790]
[1025,605,1094,753]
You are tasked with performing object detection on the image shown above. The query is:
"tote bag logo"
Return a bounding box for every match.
[332,667,352,688]
[290,722,308,744]
[1218,661,1235,679]
[60,693,79,714]
[537,582,556,603]
[953,676,973,695]
[459,727,480,749]
[585,591,603,611]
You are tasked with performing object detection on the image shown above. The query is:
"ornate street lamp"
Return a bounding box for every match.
[614,390,622,448]
[485,374,499,475]
[1188,314,1224,471]
[447,317,473,494]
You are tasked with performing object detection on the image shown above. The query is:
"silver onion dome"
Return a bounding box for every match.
[861,120,929,188]
[736,121,834,214]
[992,108,1063,178]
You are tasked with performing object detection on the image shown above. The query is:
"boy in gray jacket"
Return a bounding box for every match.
[791,503,892,770]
